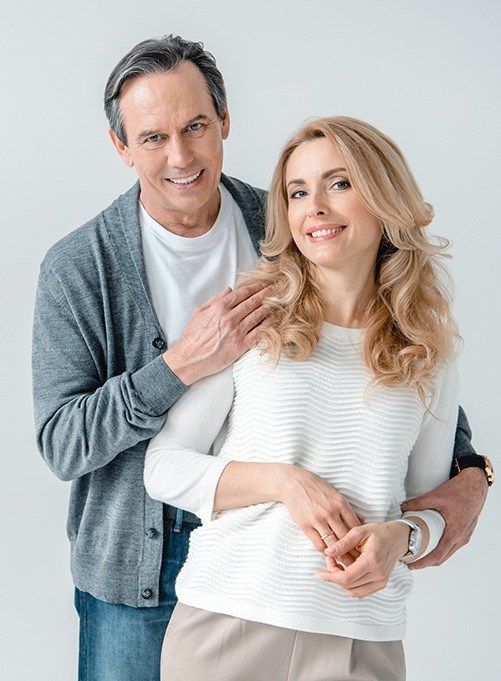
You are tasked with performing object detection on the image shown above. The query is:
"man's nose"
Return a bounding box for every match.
[167,135,194,169]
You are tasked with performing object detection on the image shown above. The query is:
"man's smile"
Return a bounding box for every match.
[167,169,204,186]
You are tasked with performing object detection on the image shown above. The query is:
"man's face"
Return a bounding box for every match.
[110,60,230,233]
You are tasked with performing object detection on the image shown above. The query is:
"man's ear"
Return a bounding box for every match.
[108,129,134,168]
[220,109,230,141]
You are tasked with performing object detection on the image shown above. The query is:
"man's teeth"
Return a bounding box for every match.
[169,171,202,185]
[310,227,345,238]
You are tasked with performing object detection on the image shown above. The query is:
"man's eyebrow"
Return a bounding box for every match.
[286,167,347,189]
[136,129,160,142]
[184,114,211,127]
[136,115,212,142]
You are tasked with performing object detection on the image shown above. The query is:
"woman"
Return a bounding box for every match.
[144,116,459,681]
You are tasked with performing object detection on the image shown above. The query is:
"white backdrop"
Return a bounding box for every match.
[1,1,499,679]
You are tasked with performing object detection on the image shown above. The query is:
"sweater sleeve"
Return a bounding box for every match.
[403,358,460,552]
[144,367,234,523]
[406,359,460,497]
[32,269,188,482]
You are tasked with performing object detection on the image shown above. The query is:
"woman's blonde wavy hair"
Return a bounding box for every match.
[239,116,458,399]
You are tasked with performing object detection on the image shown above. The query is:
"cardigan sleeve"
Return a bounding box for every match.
[144,367,235,523]
[453,405,477,460]
[32,268,188,482]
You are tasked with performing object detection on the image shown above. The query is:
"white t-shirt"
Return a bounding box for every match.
[140,183,258,346]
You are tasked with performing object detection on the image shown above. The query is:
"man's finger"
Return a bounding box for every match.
[197,287,233,310]
[244,318,271,348]
[240,305,271,335]
[401,494,429,513]
[228,284,270,310]
[407,542,459,570]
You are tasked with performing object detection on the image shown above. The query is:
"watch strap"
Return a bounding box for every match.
[451,455,494,486]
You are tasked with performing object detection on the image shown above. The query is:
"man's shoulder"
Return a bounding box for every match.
[221,174,267,208]
[221,175,267,245]
[41,183,140,275]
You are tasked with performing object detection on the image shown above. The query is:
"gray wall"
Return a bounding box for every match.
[2,1,499,679]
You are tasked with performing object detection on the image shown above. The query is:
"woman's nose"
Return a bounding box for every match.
[305,189,329,218]
[306,201,327,218]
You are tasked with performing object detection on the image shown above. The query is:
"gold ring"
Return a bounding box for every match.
[321,531,335,541]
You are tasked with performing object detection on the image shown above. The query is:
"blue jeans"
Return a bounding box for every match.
[75,512,199,681]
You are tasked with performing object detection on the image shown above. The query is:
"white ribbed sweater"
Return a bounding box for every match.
[145,324,458,641]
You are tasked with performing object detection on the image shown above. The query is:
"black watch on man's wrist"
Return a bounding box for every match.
[451,455,494,487]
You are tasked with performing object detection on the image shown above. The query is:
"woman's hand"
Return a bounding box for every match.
[316,521,410,598]
[279,466,363,555]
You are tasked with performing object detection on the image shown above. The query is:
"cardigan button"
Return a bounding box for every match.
[152,337,165,350]
[141,589,153,600]
[146,527,158,539]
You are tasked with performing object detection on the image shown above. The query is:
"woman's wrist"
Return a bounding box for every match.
[386,520,413,560]
[275,463,301,504]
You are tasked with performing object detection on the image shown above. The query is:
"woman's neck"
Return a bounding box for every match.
[315,265,376,328]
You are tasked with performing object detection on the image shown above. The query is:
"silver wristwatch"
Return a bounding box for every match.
[396,519,423,559]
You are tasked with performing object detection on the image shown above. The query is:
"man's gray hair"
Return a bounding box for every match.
[104,34,228,144]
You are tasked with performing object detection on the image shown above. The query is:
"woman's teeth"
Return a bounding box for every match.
[310,226,345,238]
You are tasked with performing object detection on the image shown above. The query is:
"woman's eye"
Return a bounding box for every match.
[331,179,350,190]
[290,189,307,199]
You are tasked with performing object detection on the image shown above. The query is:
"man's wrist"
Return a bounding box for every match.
[162,346,198,386]
[451,455,494,487]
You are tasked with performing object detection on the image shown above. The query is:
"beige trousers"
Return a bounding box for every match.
[161,603,406,681]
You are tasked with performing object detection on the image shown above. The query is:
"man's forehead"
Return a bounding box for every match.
[119,64,217,132]
[121,63,212,109]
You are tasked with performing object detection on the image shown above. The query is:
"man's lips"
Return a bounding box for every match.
[166,169,203,186]
[306,225,347,240]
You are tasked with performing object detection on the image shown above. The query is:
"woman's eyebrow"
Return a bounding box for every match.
[286,167,347,189]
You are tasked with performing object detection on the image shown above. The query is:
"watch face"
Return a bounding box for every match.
[409,528,421,555]
[405,522,423,556]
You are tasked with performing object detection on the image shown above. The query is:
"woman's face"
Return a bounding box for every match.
[285,137,382,276]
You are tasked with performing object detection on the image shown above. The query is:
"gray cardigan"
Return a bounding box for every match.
[33,175,266,607]
[33,174,475,608]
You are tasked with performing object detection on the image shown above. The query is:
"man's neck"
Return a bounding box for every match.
[139,188,221,238]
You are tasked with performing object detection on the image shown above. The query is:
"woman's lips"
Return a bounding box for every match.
[307,225,347,241]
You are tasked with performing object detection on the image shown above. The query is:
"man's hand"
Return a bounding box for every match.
[162,284,271,385]
[401,467,488,569]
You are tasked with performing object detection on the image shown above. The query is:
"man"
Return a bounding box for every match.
[33,34,491,681]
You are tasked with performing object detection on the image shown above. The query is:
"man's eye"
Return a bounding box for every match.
[186,122,206,136]
[144,134,161,144]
